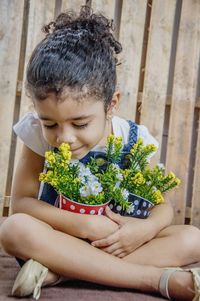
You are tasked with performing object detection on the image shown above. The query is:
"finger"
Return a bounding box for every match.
[117,252,127,258]
[101,242,121,254]
[105,206,123,225]
[91,231,119,248]
[111,248,124,256]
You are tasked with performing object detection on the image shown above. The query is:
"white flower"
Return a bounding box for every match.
[90,181,103,196]
[69,160,79,167]
[80,186,91,197]
[121,189,129,200]
[111,163,120,170]
[114,181,121,189]
[116,172,123,181]
[79,166,92,178]
[157,163,165,170]
[126,203,135,214]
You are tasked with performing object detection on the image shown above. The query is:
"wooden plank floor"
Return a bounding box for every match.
[0,217,173,301]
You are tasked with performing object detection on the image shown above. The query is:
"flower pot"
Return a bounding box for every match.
[109,193,154,219]
[57,194,109,215]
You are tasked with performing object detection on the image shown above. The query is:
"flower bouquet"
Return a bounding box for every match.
[39,135,180,218]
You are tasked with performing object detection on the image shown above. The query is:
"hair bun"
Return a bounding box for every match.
[42,5,122,55]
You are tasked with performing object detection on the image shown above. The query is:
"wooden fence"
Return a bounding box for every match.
[0,0,200,226]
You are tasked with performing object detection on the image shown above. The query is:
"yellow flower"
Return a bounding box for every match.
[153,190,164,204]
[168,172,176,179]
[107,134,115,144]
[45,151,56,164]
[122,169,130,178]
[115,136,122,145]
[130,138,143,155]
[174,178,181,186]
[50,178,58,186]
[59,143,72,161]
[131,172,145,185]
[145,144,157,152]
[39,173,47,182]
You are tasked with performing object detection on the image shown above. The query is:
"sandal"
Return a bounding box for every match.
[12,259,49,300]
[159,267,200,300]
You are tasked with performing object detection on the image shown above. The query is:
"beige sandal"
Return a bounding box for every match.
[159,267,200,300]
[11,259,56,300]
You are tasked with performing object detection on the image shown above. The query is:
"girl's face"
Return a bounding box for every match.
[34,93,116,159]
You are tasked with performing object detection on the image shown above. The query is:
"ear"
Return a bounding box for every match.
[107,90,121,117]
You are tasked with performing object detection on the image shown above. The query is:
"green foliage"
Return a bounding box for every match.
[39,135,181,208]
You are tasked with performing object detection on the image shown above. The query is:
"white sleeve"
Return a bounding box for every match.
[13,112,50,157]
[137,125,159,159]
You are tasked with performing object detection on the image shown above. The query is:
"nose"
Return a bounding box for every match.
[56,127,76,145]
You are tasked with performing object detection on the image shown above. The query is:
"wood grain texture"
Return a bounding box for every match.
[140,0,176,164]
[165,0,200,224]
[0,0,24,204]
[117,0,147,120]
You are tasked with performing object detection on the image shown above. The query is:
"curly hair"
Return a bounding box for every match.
[26,5,122,111]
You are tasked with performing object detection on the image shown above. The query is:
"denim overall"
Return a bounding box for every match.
[16,120,138,266]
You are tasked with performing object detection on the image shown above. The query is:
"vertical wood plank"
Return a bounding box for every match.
[140,0,177,163]
[166,0,200,224]
[117,0,147,120]
[0,0,24,204]
[191,111,200,227]
[91,0,115,20]
[14,0,56,169]
[61,0,86,13]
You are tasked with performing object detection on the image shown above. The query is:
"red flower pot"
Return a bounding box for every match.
[57,194,109,215]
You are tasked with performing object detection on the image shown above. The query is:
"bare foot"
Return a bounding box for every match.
[168,271,195,300]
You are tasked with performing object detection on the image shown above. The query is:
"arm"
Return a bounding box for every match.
[91,202,174,257]
[11,145,118,240]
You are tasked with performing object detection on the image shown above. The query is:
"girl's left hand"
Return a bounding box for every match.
[91,206,156,258]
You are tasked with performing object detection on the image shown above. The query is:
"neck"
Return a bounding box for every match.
[97,118,113,148]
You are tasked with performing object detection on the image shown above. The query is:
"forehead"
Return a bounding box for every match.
[33,93,105,121]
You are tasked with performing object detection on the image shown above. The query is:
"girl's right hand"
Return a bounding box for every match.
[86,213,119,241]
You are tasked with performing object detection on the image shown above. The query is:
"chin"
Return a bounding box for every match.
[72,149,89,160]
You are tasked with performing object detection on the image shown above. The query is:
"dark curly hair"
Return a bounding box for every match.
[26,6,122,111]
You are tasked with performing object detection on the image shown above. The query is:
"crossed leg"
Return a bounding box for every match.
[0,213,199,300]
[123,224,200,267]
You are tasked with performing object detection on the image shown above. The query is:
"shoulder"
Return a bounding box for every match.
[112,115,159,148]
[13,112,51,156]
[112,116,130,144]
[137,124,159,148]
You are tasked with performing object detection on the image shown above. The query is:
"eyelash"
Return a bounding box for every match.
[44,123,88,129]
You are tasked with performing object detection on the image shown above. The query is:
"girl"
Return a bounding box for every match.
[0,6,200,301]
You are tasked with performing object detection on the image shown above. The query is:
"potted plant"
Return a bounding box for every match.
[39,135,180,218]
[39,141,128,215]
[107,137,181,218]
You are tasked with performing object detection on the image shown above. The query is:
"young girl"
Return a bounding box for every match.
[0,6,200,301]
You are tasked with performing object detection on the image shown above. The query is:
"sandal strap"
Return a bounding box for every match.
[159,268,183,299]
[186,268,200,301]
[33,266,48,300]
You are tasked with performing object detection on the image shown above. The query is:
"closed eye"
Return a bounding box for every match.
[43,123,88,129]
[72,123,88,129]
[43,124,57,129]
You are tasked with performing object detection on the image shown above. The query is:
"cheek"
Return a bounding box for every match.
[85,123,106,146]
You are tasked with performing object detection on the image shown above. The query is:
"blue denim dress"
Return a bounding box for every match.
[16,120,138,266]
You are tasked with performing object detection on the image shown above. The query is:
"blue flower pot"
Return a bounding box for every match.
[109,193,154,219]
